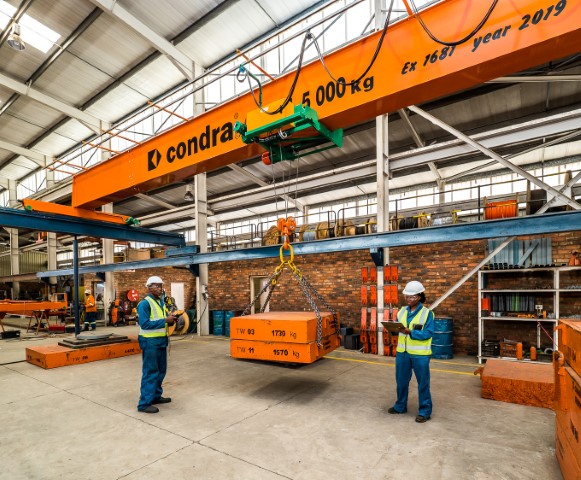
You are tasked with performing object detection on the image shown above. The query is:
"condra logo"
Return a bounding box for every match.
[147,121,234,171]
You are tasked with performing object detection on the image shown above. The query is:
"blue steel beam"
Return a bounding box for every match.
[37,211,581,278]
[0,207,185,246]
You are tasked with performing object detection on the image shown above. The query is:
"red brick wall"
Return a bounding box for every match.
[208,232,581,356]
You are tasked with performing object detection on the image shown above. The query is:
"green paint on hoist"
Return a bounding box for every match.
[234,104,342,164]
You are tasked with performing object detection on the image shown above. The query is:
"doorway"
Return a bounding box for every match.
[170,282,185,310]
[250,276,270,314]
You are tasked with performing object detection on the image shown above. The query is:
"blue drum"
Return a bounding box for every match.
[431,317,453,359]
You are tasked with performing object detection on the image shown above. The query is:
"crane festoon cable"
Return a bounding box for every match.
[239,0,498,117]
[238,30,313,116]
[310,0,395,88]
[408,0,499,47]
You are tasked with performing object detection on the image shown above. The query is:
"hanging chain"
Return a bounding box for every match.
[241,243,338,348]
[242,267,282,316]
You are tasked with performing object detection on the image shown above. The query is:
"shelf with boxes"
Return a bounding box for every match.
[478,265,581,364]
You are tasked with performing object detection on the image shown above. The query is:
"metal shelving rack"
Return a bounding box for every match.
[477,266,581,364]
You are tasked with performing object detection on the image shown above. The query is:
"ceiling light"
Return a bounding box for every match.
[184,183,194,202]
[7,24,25,51]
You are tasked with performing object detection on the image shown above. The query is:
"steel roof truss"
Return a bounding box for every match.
[408,106,581,211]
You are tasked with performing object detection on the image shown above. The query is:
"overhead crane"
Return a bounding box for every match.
[29,0,581,291]
[64,0,581,209]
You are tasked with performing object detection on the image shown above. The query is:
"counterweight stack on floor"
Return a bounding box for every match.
[230,242,340,364]
[229,311,340,363]
[554,320,581,479]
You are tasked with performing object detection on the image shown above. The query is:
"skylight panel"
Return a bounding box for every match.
[0,1,61,53]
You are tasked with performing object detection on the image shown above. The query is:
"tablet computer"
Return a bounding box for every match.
[381,321,405,333]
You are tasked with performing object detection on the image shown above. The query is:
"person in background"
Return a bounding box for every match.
[388,280,435,423]
[96,294,105,321]
[83,290,97,331]
[136,276,177,414]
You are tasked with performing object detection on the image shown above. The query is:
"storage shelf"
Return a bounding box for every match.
[483,266,581,273]
[481,289,556,293]
[476,266,577,364]
[480,316,557,322]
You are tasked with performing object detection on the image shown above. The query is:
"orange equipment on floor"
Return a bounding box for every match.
[0,299,68,334]
[230,237,340,364]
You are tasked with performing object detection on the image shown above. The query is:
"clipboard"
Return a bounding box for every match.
[381,321,405,333]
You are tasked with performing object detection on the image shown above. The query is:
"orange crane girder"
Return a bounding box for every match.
[72,0,581,209]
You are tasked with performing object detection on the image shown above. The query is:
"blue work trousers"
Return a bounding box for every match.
[137,340,167,410]
[84,311,97,330]
[393,351,432,417]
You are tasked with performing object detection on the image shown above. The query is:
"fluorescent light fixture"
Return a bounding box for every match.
[0,1,61,53]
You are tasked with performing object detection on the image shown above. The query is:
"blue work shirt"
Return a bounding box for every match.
[405,302,434,341]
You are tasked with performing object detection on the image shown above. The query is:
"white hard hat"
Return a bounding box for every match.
[85,290,91,295]
[146,275,164,287]
[403,281,425,295]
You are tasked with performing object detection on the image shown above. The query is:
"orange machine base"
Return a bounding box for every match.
[26,337,141,369]
[480,359,554,409]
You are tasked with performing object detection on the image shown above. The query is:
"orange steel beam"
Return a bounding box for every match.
[22,199,133,225]
[72,0,581,209]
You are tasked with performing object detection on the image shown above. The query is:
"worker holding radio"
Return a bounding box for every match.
[136,276,178,414]
[388,280,435,423]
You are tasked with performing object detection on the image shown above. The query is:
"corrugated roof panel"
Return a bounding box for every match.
[8,97,64,129]
[32,52,115,107]
[66,16,155,78]
[256,0,327,25]
[122,0,221,40]
[123,56,186,101]
[0,155,40,179]
[178,1,275,67]
[85,84,149,123]
[0,114,44,146]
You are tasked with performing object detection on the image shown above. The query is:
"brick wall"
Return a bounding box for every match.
[84,267,196,309]
[208,232,581,356]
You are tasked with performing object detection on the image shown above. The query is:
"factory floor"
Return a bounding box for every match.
[0,322,561,480]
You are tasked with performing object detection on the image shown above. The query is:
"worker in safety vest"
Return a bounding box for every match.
[83,290,97,331]
[388,280,434,423]
[136,276,177,414]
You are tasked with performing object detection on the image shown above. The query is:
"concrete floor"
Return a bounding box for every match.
[0,322,561,480]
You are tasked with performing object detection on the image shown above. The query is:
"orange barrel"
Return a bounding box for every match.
[516,342,523,360]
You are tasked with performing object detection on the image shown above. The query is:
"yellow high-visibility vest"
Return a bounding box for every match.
[396,306,432,355]
[138,296,168,338]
